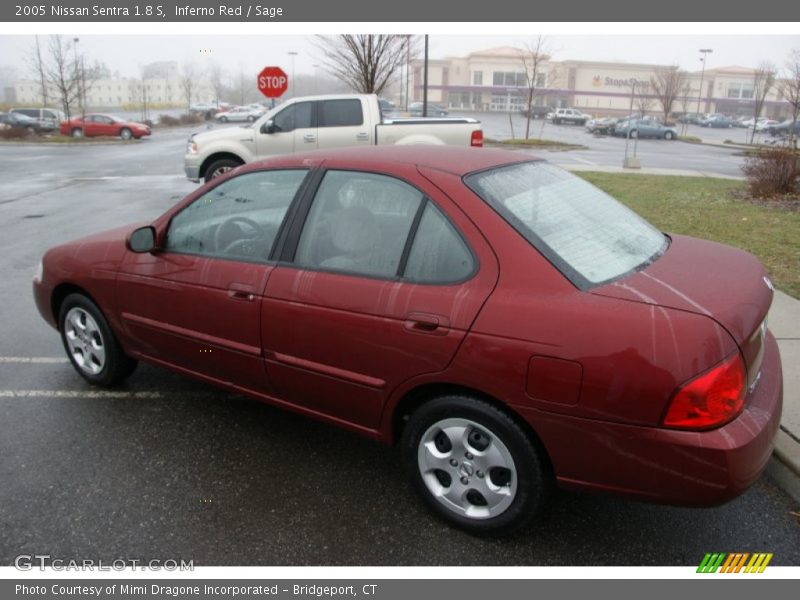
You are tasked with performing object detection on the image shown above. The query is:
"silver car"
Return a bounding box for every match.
[214,106,265,123]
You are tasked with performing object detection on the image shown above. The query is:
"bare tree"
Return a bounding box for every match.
[179,62,197,108]
[315,35,414,95]
[207,62,225,107]
[518,36,549,140]
[236,67,248,106]
[649,66,687,124]
[778,49,800,148]
[26,35,49,107]
[634,86,655,117]
[677,78,694,136]
[44,35,79,121]
[750,61,777,144]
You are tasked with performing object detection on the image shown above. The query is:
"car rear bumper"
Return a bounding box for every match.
[522,331,783,506]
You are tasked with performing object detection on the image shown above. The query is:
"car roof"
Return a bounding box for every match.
[243,145,540,177]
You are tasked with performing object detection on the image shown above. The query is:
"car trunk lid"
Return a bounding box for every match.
[591,234,772,388]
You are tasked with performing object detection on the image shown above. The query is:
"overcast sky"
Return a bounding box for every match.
[1,34,798,80]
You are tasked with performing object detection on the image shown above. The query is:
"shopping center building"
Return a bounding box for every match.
[411,47,791,119]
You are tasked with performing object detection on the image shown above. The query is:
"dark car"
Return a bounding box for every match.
[59,113,151,139]
[33,146,782,536]
[522,105,553,119]
[0,111,39,131]
[585,117,617,134]
[677,113,704,125]
[699,114,736,128]
[408,102,449,117]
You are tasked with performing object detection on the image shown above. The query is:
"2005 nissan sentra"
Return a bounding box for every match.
[33,146,782,535]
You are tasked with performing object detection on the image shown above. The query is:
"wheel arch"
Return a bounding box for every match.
[50,283,100,331]
[390,382,553,473]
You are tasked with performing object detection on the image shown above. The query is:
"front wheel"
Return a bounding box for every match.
[204,158,243,183]
[401,395,551,536]
[629,129,638,139]
[59,293,137,386]
[71,128,83,138]
[119,127,133,140]
[664,131,675,140]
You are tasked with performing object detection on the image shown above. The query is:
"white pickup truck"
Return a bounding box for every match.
[184,94,483,183]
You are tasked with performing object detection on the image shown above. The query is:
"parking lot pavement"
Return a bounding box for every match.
[1,127,799,567]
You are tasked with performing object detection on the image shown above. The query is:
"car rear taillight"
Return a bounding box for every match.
[471,130,484,147]
[662,352,746,430]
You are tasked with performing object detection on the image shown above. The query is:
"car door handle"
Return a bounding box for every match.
[303,134,316,142]
[356,132,369,141]
[228,283,256,302]
[403,313,449,336]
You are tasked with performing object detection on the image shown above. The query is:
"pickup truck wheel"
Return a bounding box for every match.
[204,158,242,183]
[401,395,552,536]
[59,293,137,387]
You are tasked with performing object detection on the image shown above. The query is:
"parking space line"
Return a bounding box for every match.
[0,357,69,363]
[0,390,164,399]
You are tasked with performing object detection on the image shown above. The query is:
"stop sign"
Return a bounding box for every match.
[258,66,288,98]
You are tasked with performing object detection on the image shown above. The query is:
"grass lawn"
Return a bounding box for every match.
[576,172,800,299]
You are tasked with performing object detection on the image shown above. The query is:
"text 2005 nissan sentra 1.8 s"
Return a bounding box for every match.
[33,146,782,535]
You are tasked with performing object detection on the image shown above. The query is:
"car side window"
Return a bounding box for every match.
[404,203,475,284]
[319,100,363,127]
[272,101,314,133]
[294,170,423,278]
[166,169,308,261]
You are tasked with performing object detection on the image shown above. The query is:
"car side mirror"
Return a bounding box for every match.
[261,119,277,134]
[128,226,156,253]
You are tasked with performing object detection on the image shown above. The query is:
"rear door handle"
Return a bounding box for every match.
[403,312,449,336]
[303,134,316,142]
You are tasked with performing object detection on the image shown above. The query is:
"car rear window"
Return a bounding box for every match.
[464,161,668,288]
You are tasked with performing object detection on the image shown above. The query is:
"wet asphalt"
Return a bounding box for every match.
[0,123,798,566]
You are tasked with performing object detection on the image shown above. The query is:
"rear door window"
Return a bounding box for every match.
[319,100,364,127]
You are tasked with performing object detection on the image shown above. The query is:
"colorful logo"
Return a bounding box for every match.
[697,553,773,573]
[592,76,602,87]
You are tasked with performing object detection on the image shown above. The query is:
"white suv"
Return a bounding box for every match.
[552,108,589,126]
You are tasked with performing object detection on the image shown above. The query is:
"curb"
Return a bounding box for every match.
[767,430,800,503]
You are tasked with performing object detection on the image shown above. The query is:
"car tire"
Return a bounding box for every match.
[71,128,83,138]
[119,127,133,140]
[630,130,638,139]
[247,116,256,122]
[664,131,675,140]
[219,116,228,123]
[401,395,552,536]
[58,293,137,387]
[204,158,243,183]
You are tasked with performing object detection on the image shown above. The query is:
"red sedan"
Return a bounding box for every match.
[32,146,781,535]
[59,113,151,140]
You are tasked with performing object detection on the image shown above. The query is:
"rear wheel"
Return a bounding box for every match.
[58,293,137,386]
[204,158,243,183]
[401,395,551,536]
[629,129,638,139]
[664,131,675,140]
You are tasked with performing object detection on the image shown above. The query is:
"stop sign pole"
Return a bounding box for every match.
[258,66,289,99]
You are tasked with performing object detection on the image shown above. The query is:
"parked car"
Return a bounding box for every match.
[10,107,64,132]
[677,113,704,125]
[59,114,152,139]
[190,102,217,112]
[408,102,449,117]
[767,119,800,137]
[185,94,483,183]
[755,119,780,133]
[551,108,588,125]
[0,111,38,131]
[613,118,677,139]
[521,105,553,119]
[378,98,397,113]
[699,114,736,128]
[585,117,617,134]
[214,106,265,123]
[33,145,782,535]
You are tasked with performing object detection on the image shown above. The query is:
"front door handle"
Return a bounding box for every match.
[303,134,316,142]
[356,132,369,141]
[228,283,256,302]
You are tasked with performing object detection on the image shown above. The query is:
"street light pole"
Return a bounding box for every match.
[696,48,713,116]
[312,63,320,95]
[422,35,429,118]
[288,51,298,98]
[72,37,83,122]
